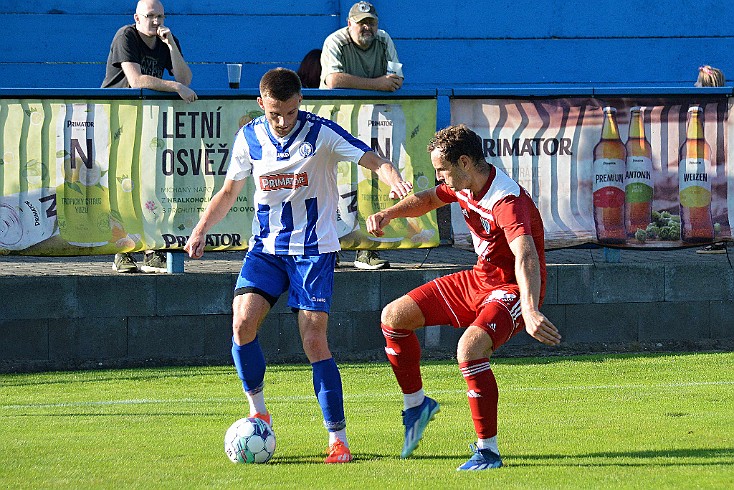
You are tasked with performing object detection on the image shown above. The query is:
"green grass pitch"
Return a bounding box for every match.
[1,352,733,489]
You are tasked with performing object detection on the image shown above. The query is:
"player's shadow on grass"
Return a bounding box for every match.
[509,448,734,466]
[270,452,434,465]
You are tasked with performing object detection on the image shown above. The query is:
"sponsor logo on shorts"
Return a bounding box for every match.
[482,289,517,306]
[310,296,327,303]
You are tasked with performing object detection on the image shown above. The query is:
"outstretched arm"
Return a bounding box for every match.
[509,235,561,346]
[121,61,197,102]
[184,178,246,259]
[357,151,413,199]
[367,187,444,237]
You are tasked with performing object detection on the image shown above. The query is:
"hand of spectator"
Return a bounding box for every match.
[176,83,198,103]
[157,26,174,46]
[379,74,403,92]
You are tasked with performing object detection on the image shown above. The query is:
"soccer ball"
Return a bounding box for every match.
[224,417,276,464]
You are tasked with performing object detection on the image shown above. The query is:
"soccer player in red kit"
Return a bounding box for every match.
[366,124,561,470]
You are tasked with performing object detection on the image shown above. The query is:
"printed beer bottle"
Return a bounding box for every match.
[624,107,654,237]
[56,103,112,247]
[593,106,627,243]
[679,106,714,242]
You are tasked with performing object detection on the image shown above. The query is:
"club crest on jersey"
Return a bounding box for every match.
[480,216,492,234]
[299,142,314,158]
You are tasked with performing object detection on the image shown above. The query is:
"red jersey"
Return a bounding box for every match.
[435,165,546,299]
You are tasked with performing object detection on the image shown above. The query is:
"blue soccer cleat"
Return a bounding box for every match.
[401,396,440,458]
[456,443,503,471]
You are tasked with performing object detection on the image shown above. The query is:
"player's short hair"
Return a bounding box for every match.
[260,68,302,101]
[427,124,486,166]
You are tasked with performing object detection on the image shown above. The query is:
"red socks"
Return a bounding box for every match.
[381,324,423,394]
[459,358,498,439]
[383,325,498,439]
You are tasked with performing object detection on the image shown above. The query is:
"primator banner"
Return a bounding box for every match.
[0,98,439,255]
[450,97,732,250]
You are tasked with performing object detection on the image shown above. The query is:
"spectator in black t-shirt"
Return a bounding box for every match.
[102,0,197,273]
[102,0,197,103]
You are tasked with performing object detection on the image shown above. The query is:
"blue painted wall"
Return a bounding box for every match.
[0,0,732,89]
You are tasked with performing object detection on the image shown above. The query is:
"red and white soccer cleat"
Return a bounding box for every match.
[324,440,353,464]
[251,411,272,428]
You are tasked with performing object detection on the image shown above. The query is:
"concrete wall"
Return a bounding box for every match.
[2,262,733,373]
[1,1,732,89]
[2,2,733,372]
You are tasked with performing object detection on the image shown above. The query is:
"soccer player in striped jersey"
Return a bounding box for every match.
[366,124,561,470]
[184,68,412,463]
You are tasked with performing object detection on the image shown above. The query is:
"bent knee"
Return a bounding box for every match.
[456,326,494,362]
[381,295,424,330]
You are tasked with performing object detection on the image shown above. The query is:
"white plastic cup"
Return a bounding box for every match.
[227,63,242,89]
[386,61,403,78]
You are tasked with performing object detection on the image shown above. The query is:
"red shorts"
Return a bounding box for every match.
[407,267,524,350]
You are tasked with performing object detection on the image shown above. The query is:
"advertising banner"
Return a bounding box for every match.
[450,97,731,249]
[0,97,439,255]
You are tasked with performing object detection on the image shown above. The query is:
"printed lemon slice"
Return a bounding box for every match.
[30,111,43,125]
[79,164,101,186]
[3,151,14,165]
[115,236,136,251]
[110,220,127,241]
[416,175,430,190]
[149,137,165,151]
[120,178,134,193]
[24,160,43,186]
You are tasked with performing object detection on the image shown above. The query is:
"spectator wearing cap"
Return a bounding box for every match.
[319,1,402,270]
[319,1,403,92]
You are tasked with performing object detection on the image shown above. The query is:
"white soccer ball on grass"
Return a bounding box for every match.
[224,417,276,464]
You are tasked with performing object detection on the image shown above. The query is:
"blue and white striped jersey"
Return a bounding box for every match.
[226,110,370,255]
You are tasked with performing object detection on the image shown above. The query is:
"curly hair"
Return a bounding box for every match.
[259,67,302,101]
[427,124,486,166]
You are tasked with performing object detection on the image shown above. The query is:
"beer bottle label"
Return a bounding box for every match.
[679,157,712,207]
[593,158,625,207]
[354,103,408,245]
[625,156,653,203]
[55,103,112,247]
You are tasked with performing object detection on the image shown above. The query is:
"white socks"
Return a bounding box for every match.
[246,389,267,416]
[403,388,426,410]
[476,436,499,454]
[329,429,349,448]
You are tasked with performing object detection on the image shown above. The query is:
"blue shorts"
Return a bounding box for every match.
[234,250,337,313]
